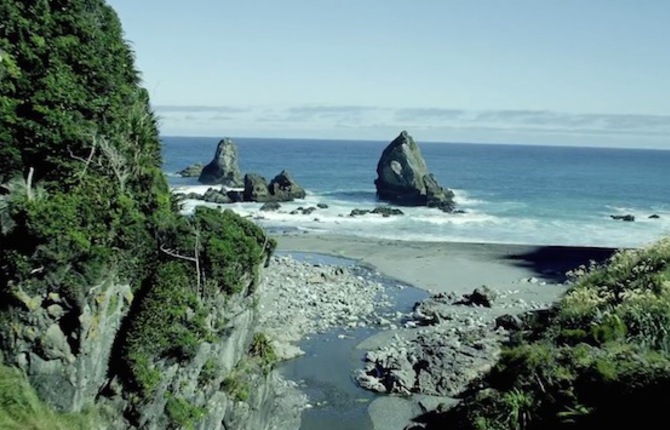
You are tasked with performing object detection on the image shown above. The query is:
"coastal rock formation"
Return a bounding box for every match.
[374,131,455,212]
[610,214,635,222]
[198,138,244,186]
[356,286,555,399]
[260,202,281,211]
[177,163,204,177]
[244,173,272,202]
[243,171,306,203]
[268,170,306,201]
[203,187,232,204]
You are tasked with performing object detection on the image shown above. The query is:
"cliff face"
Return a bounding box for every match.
[0,2,297,429]
[1,236,296,430]
[101,259,296,430]
[2,277,132,412]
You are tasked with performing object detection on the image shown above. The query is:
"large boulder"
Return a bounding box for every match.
[374,131,455,212]
[243,173,272,202]
[177,163,204,177]
[268,170,306,201]
[243,171,306,202]
[198,138,244,186]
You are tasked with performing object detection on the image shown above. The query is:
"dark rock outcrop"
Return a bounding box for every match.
[457,286,497,308]
[268,170,306,201]
[177,163,204,177]
[244,174,272,202]
[374,131,455,212]
[649,214,661,219]
[317,203,329,209]
[203,188,232,204]
[227,190,244,202]
[260,202,281,211]
[198,138,244,187]
[243,171,305,203]
[371,206,405,217]
[350,209,371,217]
[611,214,635,222]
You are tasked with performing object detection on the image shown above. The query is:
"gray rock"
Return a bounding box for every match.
[350,208,371,217]
[459,286,497,308]
[316,203,329,209]
[40,324,70,360]
[46,304,64,319]
[649,214,661,219]
[423,173,455,213]
[243,171,306,203]
[243,173,272,202]
[371,206,405,217]
[177,163,204,177]
[203,187,232,204]
[495,314,523,331]
[610,214,635,222]
[374,131,455,212]
[260,201,281,211]
[198,138,244,186]
[226,189,244,202]
[268,170,306,201]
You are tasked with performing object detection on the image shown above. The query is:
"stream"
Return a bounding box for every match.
[276,252,429,430]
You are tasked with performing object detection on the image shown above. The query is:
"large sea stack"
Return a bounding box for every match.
[198,137,244,186]
[374,131,455,212]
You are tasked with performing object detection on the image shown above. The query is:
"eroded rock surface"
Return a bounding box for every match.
[375,131,455,212]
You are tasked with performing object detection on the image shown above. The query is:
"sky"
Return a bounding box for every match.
[107,0,670,148]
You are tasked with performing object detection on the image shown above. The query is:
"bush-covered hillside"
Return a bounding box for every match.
[435,239,670,429]
[0,0,276,423]
[0,0,172,304]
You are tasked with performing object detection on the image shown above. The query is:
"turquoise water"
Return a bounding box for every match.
[163,136,670,248]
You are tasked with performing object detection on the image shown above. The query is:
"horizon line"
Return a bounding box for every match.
[158,133,670,152]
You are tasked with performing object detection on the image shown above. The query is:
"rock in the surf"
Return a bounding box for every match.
[374,131,455,212]
[198,138,244,186]
[243,171,306,202]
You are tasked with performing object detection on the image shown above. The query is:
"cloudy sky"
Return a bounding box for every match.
[108,0,670,148]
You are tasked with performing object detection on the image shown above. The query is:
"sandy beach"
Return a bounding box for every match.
[275,234,617,295]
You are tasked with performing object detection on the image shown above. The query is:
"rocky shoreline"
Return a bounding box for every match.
[258,254,401,360]
[355,284,555,400]
[255,246,570,430]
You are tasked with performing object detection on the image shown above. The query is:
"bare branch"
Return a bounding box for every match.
[160,245,197,263]
[26,167,33,200]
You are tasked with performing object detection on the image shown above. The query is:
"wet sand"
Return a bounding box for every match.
[275,234,617,294]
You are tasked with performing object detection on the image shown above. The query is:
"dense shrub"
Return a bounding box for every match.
[436,239,670,429]
[119,207,274,398]
[0,1,277,416]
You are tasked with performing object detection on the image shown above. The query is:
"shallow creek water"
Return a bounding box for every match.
[276,252,429,430]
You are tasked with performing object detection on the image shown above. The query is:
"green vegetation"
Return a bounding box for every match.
[120,207,273,398]
[164,394,206,430]
[198,358,220,386]
[221,365,251,403]
[0,363,96,429]
[219,334,279,404]
[0,1,277,423]
[441,239,670,429]
[0,0,171,306]
[249,332,278,374]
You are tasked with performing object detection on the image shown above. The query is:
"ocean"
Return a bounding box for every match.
[162,136,670,249]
